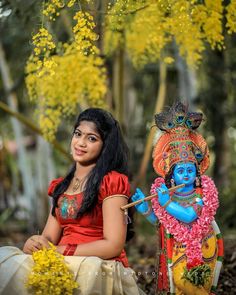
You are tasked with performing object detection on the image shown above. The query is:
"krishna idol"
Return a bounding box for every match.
[131,102,223,295]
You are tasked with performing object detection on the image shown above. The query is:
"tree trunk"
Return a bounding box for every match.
[0,100,71,161]
[0,42,35,231]
[200,47,230,189]
[94,0,108,55]
[113,47,125,128]
[34,136,55,230]
[175,49,197,107]
[134,61,167,187]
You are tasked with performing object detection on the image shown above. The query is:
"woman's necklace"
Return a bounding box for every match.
[72,176,86,192]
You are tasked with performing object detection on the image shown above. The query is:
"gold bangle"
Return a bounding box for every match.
[162,199,172,209]
[142,206,152,217]
[192,203,202,216]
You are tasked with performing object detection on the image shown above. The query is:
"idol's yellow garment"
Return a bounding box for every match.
[172,228,217,295]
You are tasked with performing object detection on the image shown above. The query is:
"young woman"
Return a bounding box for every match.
[0,108,145,295]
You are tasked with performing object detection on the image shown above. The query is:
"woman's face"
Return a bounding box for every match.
[172,162,196,188]
[71,121,103,166]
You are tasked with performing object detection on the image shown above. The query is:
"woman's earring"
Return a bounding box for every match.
[171,178,175,187]
[195,177,200,187]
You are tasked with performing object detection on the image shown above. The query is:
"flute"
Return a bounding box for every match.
[121,183,185,210]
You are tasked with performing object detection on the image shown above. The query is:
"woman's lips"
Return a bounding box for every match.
[74,148,86,156]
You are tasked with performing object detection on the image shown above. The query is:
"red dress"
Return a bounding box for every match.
[48,171,130,267]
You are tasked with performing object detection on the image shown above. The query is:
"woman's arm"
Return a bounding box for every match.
[23,209,62,254]
[41,210,62,243]
[59,197,128,258]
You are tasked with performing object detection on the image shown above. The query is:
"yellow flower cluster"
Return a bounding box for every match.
[168,0,205,66]
[30,28,57,78]
[32,28,56,56]
[125,1,171,67]
[43,0,77,21]
[73,11,99,55]
[105,0,234,68]
[26,28,57,100]
[25,7,107,141]
[226,1,236,34]
[104,0,146,56]
[26,243,78,295]
[191,0,224,50]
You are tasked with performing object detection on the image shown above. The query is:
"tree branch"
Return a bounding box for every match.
[0,100,71,162]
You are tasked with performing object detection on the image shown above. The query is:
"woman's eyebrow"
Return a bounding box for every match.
[75,128,100,138]
[87,133,100,137]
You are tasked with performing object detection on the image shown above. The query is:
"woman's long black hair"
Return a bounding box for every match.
[51,108,130,218]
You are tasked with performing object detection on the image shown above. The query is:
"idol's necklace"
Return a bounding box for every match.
[172,189,197,203]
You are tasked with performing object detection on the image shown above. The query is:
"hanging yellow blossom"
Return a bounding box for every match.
[191,0,224,50]
[104,0,147,56]
[25,0,236,140]
[164,56,174,64]
[25,8,107,141]
[43,0,77,21]
[226,1,236,34]
[73,11,99,55]
[168,0,205,66]
[26,243,78,295]
[105,0,235,68]
[125,1,171,68]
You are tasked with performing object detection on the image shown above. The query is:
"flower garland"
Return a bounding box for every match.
[26,243,78,295]
[151,175,219,269]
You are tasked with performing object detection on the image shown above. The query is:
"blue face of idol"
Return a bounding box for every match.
[172,162,197,192]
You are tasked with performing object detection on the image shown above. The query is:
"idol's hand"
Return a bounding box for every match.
[131,188,149,214]
[195,197,204,207]
[156,184,170,206]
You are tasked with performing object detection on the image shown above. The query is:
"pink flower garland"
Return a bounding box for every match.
[151,175,219,267]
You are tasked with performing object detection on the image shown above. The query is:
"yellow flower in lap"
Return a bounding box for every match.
[26,243,78,295]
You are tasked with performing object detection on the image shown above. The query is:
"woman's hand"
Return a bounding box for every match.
[131,188,149,214]
[23,235,50,254]
[156,184,170,206]
[56,245,66,255]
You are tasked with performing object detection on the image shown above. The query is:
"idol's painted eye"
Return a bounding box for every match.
[177,169,184,174]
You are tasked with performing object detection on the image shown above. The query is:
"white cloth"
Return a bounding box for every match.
[0,246,145,295]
